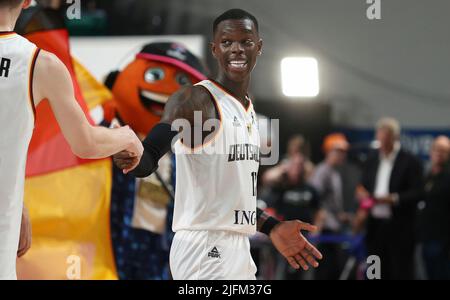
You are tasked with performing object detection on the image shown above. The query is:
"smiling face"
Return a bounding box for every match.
[112,59,198,135]
[211,18,262,83]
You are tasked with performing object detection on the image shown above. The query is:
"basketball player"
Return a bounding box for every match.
[0,0,143,280]
[114,9,322,279]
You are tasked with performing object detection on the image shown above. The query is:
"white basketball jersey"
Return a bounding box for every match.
[0,32,39,279]
[173,80,260,235]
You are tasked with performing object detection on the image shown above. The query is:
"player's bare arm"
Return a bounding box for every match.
[113,85,218,176]
[33,50,143,161]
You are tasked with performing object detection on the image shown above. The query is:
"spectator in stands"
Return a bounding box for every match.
[360,117,423,280]
[417,135,450,280]
[262,153,320,279]
[309,133,350,280]
[263,135,315,185]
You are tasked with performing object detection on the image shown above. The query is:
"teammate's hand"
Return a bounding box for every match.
[126,130,144,161]
[113,150,140,174]
[121,125,144,158]
[270,220,323,271]
[113,125,143,173]
[111,123,143,157]
[17,207,32,258]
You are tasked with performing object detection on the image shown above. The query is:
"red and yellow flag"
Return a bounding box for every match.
[16,8,117,280]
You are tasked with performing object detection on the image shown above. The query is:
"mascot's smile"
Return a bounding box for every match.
[139,89,169,116]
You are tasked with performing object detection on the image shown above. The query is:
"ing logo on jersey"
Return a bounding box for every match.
[234,210,257,226]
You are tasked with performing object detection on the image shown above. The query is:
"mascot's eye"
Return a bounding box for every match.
[176,73,192,86]
[144,68,165,83]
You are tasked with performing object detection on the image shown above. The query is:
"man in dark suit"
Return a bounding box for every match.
[417,136,450,280]
[360,118,423,280]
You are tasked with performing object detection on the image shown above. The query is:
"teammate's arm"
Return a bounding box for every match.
[113,85,215,177]
[33,51,143,162]
[257,207,323,270]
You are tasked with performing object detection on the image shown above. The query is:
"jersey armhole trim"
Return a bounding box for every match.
[28,47,41,123]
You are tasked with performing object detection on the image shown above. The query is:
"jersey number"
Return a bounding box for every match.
[0,57,11,78]
[251,172,257,197]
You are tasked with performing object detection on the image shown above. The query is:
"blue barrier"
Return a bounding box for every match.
[307,234,367,261]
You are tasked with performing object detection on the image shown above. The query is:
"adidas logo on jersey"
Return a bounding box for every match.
[208,247,221,259]
[233,116,241,127]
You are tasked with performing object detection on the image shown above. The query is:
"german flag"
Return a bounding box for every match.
[15,6,117,280]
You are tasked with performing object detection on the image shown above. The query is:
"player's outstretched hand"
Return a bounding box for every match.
[121,125,144,160]
[270,220,323,271]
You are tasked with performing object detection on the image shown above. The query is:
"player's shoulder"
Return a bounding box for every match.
[162,84,214,123]
[35,50,59,65]
[32,50,73,103]
[173,83,211,104]
[34,50,65,74]
[166,83,213,111]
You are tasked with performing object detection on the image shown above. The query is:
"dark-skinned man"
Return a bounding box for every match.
[114,8,322,280]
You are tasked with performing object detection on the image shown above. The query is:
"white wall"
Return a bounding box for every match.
[69,35,205,82]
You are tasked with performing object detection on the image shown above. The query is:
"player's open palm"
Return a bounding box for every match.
[270,220,323,271]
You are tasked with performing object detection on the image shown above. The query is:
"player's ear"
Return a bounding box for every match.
[22,0,32,9]
[210,42,218,59]
[257,39,263,56]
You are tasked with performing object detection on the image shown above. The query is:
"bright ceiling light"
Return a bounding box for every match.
[281,57,319,97]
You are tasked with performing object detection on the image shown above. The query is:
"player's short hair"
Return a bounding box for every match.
[213,8,259,35]
[0,0,23,8]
